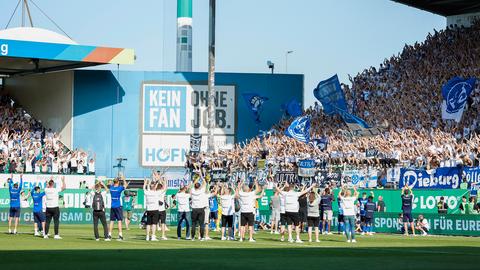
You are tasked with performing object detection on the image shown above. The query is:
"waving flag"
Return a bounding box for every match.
[281,98,302,117]
[310,137,328,151]
[285,115,311,143]
[242,93,269,123]
[313,74,348,115]
[441,77,476,123]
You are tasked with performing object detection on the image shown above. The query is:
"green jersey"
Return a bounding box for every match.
[122,196,133,211]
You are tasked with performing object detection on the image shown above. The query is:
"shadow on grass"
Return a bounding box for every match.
[0,246,479,270]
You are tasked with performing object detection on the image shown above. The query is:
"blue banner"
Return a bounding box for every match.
[285,115,311,143]
[242,93,268,124]
[298,159,315,168]
[399,167,462,189]
[463,167,480,185]
[281,98,302,117]
[441,77,476,122]
[313,74,348,115]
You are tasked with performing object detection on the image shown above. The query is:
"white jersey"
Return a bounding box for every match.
[200,192,210,208]
[279,193,286,214]
[281,191,301,213]
[191,188,205,209]
[220,194,235,216]
[176,192,191,212]
[144,189,161,211]
[45,187,61,208]
[340,196,356,216]
[239,191,256,213]
[158,190,166,211]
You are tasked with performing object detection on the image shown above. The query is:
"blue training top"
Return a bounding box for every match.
[358,197,368,216]
[8,178,23,208]
[209,196,218,212]
[109,185,125,208]
[31,191,46,213]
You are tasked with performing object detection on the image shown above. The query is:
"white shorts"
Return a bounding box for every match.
[323,210,333,221]
[204,207,210,224]
[271,210,281,222]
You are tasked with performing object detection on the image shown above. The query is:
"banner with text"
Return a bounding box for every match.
[399,167,462,189]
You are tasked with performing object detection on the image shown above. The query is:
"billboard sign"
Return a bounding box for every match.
[141,83,236,167]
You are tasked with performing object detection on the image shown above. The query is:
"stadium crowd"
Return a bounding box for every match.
[0,95,95,175]
[187,21,480,176]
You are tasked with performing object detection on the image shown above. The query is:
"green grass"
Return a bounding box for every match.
[0,224,478,270]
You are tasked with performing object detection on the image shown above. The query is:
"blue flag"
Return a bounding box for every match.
[313,74,348,115]
[242,93,268,123]
[285,115,311,143]
[310,137,328,151]
[441,77,476,123]
[281,98,302,117]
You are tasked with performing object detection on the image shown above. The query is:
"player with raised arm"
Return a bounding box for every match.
[175,183,192,240]
[7,174,22,234]
[275,182,316,243]
[107,176,129,241]
[401,184,415,236]
[154,172,168,240]
[143,178,161,241]
[31,186,46,237]
[190,176,207,241]
[91,181,109,241]
[219,183,235,240]
[236,179,264,242]
[45,176,66,239]
[338,185,359,243]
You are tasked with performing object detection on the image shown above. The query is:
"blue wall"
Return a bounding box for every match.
[73,70,303,177]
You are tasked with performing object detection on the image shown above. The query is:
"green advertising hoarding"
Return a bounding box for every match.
[0,188,468,215]
[1,208,479,236]
[332,189,469,214]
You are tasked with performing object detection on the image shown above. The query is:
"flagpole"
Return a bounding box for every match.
[207,0,216,153]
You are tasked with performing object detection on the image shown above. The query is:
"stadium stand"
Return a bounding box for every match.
[0,95,94,174]
[187,20,480,177]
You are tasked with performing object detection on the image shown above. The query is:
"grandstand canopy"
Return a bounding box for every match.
[393,0,480,16]
[0,27,134,76]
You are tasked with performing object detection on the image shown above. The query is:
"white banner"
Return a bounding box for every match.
[142,84,235,135]
[0,174,95,189]
[142,134,234,167]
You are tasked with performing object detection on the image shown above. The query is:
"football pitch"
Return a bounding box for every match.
[0,225,478,270]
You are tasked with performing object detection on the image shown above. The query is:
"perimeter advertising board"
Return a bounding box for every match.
[141,84,235,167]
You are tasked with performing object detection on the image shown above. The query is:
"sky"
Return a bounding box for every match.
[0,0,446,106]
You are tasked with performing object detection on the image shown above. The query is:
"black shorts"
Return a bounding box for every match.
[285,212,300,226]
[403,212,413,223]
[280,213,287,226]
[299,209,308,223]
[307,216,320,227]
[241,212,255,226]
[146,210,159,225]
[221,215,233,228]
[110,207,123,221]
[338,214,344,223]
[34,212,46,223]
[365,216,373,224]
[9,207,20,218]
[360,215,366,223]
[158,210,166,224]
[210,211,218,220]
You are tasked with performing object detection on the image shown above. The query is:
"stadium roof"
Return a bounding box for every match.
[392,0,480,16]
[0,27,134,76]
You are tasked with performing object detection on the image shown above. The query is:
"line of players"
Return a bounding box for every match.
[6,174,129,241]
[6,172,419,242]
